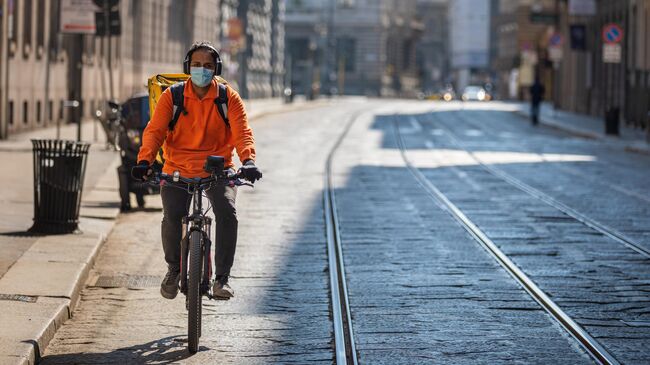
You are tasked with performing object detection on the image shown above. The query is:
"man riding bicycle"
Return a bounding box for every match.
[133,41,262,300]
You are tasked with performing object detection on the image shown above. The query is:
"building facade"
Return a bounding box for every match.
[0,0,285,139]
[553,0,649,135]
[448,0,491,92]
[490,0,557,100]
[221,0,285,99]
[284,0,422,97]
[416,0,450,95]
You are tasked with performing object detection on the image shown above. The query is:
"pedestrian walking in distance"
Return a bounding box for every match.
[132,41,263,300]
[529,75,545,126]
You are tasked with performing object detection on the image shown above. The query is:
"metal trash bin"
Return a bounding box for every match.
[29,140,90,234]
[605,107,620,135]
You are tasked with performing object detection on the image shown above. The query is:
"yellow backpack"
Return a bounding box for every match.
[147,74,230,166]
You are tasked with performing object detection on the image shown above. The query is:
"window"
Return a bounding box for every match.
[99,36,104,63]
[23,0,33,59]
[8,101,14,125]
[23,101,28,124]
[36,0,45,59]
[8,0,18,57]
[48,100,53,122]
[336,37,356,72]
[37,101,41,123]
[48,0,61,61]
[84,35,95,64]
[59,100,64,120]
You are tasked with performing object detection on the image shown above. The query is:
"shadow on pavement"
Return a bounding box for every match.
[0,231,46,237]
[40,335,199,364]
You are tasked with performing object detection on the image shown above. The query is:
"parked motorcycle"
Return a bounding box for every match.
[95,95,160,212]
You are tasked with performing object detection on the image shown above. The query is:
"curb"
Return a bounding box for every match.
[0,157,121,365]
[513,109,650,155]
[0,99,328,365]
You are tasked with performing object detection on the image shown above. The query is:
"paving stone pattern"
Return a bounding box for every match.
[439,110,650,249]
[399,110,650,364]
[332,111,593,364]
[37,101,644,364]
[41,102,369,364]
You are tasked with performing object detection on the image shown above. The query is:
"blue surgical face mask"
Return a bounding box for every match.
[190,67,214,87]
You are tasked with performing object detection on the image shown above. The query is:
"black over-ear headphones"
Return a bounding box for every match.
[183,43,222,76]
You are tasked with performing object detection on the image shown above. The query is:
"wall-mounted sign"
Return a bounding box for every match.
[603,43,622,63]
[549,33,563,47]
[569,0,596,16]
[570,24,587,50]
[60,0,100,34]
[602,23,624,44]
[549,47,563,62]
[530,12,557,24]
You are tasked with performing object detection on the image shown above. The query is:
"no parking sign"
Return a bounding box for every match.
[602,23,623,44]
[602,23,623,63]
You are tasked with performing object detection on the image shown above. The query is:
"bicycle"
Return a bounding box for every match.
[147,156,253,353]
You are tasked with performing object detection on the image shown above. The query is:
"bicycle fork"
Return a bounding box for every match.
[179,217,213,297]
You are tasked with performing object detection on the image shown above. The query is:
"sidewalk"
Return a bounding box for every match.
[0,97,326,365]
[513,102,650,155]
[0,120,122,365]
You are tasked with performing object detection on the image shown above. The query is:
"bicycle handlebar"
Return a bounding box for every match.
[147,171,254,189]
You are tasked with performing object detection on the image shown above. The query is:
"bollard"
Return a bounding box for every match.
[29,139,90,234]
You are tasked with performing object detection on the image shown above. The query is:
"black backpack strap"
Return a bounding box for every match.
[168,82,186,131]
[214,83,230,129]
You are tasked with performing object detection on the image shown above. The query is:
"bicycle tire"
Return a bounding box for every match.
[187,230,203,353]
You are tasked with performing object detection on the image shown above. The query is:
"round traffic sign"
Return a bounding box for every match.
[602,23,623,44]
[549,33,563,47]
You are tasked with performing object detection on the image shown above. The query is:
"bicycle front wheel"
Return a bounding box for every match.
[187,230,203,353]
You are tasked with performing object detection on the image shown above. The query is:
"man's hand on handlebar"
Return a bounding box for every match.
[238,160,263,183]
[131,161,153,181]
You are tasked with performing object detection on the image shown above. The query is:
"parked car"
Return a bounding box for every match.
[425,88,455,102]
[461,85,490,101]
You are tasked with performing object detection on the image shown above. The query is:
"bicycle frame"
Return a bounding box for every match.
[150,169,251,299]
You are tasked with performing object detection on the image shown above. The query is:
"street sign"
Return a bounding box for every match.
[570,24,587,50]
[549,33,563,47]
[530,13,557,24]
[603,43,622,63]
[60,0,100,34]
[602,23,623,44]
[569,0,596,16]
[548,32,563,61]
[227,18,243,40]
[549,47,563,62]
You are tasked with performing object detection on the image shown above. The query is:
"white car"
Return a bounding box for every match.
[462,86,489,101]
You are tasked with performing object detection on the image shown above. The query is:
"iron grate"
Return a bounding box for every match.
[0,293,38,303]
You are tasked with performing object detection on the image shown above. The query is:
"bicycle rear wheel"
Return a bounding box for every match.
[187,230,203,353]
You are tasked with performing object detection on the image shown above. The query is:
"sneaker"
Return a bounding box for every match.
[212,274,234,298]
[160,267,180,299]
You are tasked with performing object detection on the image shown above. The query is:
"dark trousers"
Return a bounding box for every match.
[160,182,238,277]
[531,102,540,125]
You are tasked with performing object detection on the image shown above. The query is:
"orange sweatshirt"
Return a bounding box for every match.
[137,79,256,177]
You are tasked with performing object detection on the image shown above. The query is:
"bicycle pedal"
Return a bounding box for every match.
[207,294,230,301]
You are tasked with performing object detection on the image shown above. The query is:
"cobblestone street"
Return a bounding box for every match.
[36,100,650,364]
